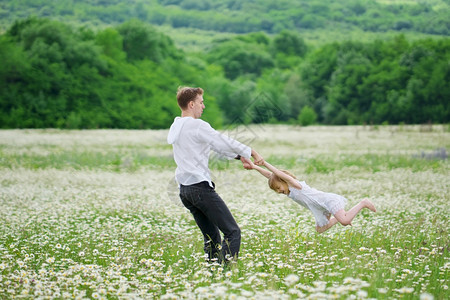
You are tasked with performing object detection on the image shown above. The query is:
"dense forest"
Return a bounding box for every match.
[1,0,449,35]
[0,0,449,128]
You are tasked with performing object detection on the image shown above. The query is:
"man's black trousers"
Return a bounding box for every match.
[180,181,241,263]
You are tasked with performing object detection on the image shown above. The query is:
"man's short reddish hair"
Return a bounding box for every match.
[176,87,204,109]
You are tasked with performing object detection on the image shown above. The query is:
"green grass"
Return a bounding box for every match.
[0,148,444,173]
[0,126,448,299]
[257,153,445,174]
[0,148,176,171]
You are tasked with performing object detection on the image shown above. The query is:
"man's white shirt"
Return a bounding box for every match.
[167,117,251,187]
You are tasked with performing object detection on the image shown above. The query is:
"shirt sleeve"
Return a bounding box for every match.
[196,121,251,159]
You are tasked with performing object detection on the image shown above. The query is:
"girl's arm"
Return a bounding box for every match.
[263,161,302,190]
[253,164,272,179]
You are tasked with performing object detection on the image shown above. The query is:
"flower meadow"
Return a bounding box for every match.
[0,125,448,299]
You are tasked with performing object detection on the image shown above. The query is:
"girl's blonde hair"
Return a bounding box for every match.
[268,170,297,191]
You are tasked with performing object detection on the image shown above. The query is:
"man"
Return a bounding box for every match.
[167,86,263,263]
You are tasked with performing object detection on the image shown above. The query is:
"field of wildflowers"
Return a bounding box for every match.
[0,125,448,299]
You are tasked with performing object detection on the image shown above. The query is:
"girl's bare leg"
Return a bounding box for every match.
[316,217,339,233]
[334,199,376,226]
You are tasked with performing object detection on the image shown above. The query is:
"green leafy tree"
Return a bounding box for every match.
[0,36,32,127]
[298,105,317,126]
[400,41,450,123]
[95,28,127,61]
[1,0,449,36]
[254,69,291,123]
[272,30,307,57]
[1,13,449,129]
[210,77,256,124]
[284,73,314,122]
[0,17,220,129]
[300,43,338,100]
[117,19,181,63]
[207,38,274,80]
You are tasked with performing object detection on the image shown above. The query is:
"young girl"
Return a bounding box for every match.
[247,160,376,233]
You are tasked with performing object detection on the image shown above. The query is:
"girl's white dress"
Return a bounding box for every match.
[288,180,347,227]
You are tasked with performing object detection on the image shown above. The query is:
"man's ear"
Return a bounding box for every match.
[188,100,194,109]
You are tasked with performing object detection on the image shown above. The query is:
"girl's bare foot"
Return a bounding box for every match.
[362,199,377,212]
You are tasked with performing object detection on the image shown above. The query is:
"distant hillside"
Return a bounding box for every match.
[1,0,448,44]
[1,2,449,129]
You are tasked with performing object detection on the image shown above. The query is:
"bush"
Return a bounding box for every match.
[298,106,317,126]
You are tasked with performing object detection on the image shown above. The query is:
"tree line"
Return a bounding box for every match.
[0,18,449,129]
[1,0,448,36]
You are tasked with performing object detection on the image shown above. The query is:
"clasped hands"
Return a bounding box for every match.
[240,149,264,170]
